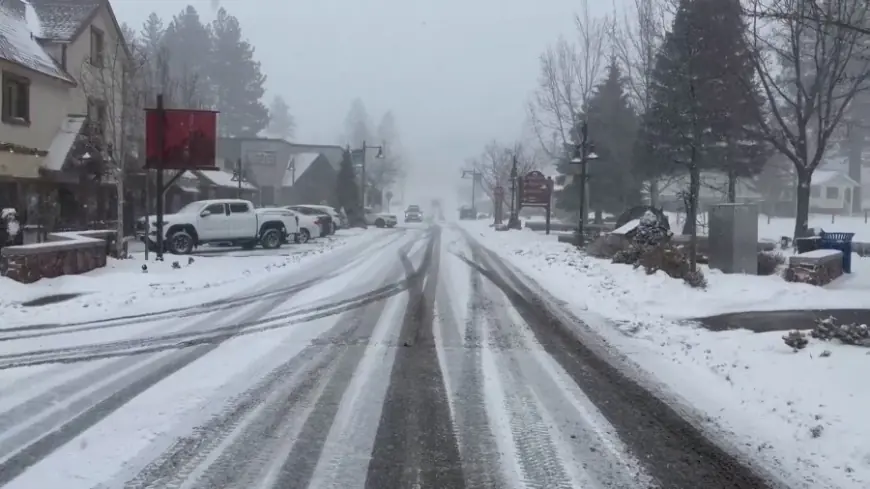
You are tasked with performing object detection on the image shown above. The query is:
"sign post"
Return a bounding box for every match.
[519,170,554,234]
[145,95,219,259]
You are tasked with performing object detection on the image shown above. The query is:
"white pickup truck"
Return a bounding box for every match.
[139,199,300,254]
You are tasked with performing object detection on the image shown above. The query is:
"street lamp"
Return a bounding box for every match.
[354,140,386,209]
[508,154,521,229]
[570,121,598,246]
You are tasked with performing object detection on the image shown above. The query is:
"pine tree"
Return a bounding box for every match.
[209,7,268,136]
[336,150,362,225]
[584,58,641,216]
[266,95,295,139]
[139,13,165,63]
[344,98,372,146]
[162,6,213,107]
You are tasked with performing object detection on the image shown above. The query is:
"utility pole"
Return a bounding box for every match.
[461,169,482,216]
[233,158,243,199]
[355,140,385,210]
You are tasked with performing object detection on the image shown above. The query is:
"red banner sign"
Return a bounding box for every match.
[145,109,219,170]
[521,171,551,206]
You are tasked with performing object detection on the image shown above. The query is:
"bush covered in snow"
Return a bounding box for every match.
[757,251,785,276]
[610,211,706,288]
[811,317,870,346]
[586,234,628,259]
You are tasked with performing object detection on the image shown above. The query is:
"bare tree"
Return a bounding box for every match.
[744,0,870,237]
[611,0,670,205]
[528,0,610,158]
[78,29,146,256]
[471,141,539,209]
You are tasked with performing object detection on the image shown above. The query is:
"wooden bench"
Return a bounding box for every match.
[785,249,844,285]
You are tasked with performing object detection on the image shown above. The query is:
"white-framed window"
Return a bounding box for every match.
[826,186,839,199]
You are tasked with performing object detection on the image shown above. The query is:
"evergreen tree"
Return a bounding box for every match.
[139,13,165,63]
[584,58,641,215]
[266,95,295,139]
[163,6,213,107]
[209,7,268,136]
[344,98,372,146]
[336,150,362,225]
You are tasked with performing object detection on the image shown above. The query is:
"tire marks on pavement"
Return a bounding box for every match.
[460,230,776,489]
[365,226,466,489]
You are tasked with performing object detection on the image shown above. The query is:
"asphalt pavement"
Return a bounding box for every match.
[0,224,782,489]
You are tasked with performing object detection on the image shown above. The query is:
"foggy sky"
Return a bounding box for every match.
[113,0,614,197]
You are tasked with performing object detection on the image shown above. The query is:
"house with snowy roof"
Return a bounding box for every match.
[0,0,129,227]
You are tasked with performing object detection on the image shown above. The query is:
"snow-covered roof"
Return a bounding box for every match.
[197,169,257,190]
[811,170,858,187]
[283,152,320,187]
[42,114,85,171]
[0,1,73,82]
[28,0,100,41]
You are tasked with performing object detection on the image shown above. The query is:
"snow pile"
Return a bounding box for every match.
[0,232,366,327]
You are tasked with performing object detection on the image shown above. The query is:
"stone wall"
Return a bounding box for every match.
[0,230,116,284]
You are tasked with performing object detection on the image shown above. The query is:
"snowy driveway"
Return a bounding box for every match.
[0,225,777,489]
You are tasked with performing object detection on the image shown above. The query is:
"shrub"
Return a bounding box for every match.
[757,251,785,276]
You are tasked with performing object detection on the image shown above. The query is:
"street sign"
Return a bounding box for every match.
[494,186,505,196]
[521,171,550,206]
[385,190,393,202]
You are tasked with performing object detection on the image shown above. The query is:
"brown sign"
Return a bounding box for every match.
[521,171,551,206]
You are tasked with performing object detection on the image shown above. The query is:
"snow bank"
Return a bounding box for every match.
[463,221,870,489]
[0,231,368,326]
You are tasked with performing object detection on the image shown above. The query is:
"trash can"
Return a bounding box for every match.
[819,231,855,273]
[795,236,821,254]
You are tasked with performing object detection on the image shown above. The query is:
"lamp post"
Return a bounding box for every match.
[508,154,520,229]
[355,140,385,210]
[571,121,599,246]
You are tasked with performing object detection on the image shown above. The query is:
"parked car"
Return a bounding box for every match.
[404,205,423,223]
[301,205,347,230]
[459,206,476,220]
[364,208,398,228]
[283,209,319,244]
[284,206,333,237]
[138,199,298,254]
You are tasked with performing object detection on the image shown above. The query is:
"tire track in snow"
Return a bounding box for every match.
[0,231,413,486]
[433,246,506,489]
[0,229,406,342]
[460,230,776,489]
[123,230,430,489]
[365,226,466,489]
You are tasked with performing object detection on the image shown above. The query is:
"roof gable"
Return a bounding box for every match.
[29,0,130,58]
[812,170,859,187]
[283,152,323,187]
[0,1,74,82]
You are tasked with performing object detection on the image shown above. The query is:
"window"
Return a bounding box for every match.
[1,72,30,125]
[826,186,839,199]
[90,27,104,67]
[87,98,107,138]
[228,203,250,213]
[810,186,821,198]
[204,203,226,215]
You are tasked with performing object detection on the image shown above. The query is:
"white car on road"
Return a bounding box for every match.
[364,208,398,228]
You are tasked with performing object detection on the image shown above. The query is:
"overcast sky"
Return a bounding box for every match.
[113,0,615,199]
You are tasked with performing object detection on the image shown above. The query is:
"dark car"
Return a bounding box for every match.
[405,205,423,223]
[459,206,475,220]
[287,206,334,236]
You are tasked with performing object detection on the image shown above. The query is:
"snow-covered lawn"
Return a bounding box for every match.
[0,229,371,327]
[666,211,870,242]
[461,221,870,489]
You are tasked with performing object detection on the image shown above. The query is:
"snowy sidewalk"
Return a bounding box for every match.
[460,221,870,489]
[0,229,373,327]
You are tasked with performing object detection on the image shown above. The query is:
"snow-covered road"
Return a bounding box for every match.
[0,224,777,489]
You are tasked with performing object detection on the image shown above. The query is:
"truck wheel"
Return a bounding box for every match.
[261,228,283,249]
[295,229,310,244]
[375,218,385,228]
[168,230,194,255]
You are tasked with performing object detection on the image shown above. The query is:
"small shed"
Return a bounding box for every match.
[810,170,859,212]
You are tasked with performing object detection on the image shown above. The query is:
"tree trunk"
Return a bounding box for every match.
[115,177,125,258]
[688,165,701,272]
[727,169,737,203]
[649,179,659,207]
[794,169,812,238]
